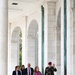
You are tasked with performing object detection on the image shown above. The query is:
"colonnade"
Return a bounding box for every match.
[0,0,75,75]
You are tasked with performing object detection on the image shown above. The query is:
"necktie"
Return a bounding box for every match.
[29,69,30,75]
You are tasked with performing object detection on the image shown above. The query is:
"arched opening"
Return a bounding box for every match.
[11,27,22,72]
[28,20,38,68]
[56,8,61,75]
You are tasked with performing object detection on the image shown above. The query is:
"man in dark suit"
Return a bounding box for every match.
[21,65,26,75]
[12,66,21,75]
[45,62,57,75]
[25,63,34,75]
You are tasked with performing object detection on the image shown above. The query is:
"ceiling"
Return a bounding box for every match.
[8,0,40,22]
[8,0,58,23]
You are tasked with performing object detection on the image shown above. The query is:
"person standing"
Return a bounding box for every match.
[45,62,57,75]
[33,66,41,75]
[25,63,34,75]
[18,66,22,75]
[12,66,21,75]
[21,65,26,75]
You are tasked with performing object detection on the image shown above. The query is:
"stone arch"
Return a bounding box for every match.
[28,20,38,68]
[56,8,61,75]
[11,26,22,72]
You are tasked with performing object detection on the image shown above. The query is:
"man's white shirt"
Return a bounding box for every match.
[16,71,18,75]
[27,68,31,75]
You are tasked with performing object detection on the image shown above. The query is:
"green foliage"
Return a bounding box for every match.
[20,31,22,38]
[19,50,22,67]
[19,30,22,67]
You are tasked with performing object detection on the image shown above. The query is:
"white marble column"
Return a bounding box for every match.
[61,0,64,75]
[72,1,75,75]
[67,0,73,75]
[0,0,8,75]
[22,16,28,67]
[73,10,75,75]
[8,23,11,75]
[44,2,48,69]
[38,10,42,71]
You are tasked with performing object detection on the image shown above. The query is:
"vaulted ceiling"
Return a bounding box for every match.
[8,0,41,22]
[8,0,58,22]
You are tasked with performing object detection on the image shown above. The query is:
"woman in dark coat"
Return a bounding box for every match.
[45,62,57,75]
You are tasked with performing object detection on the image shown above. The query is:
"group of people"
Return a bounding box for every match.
[12,62,57,75]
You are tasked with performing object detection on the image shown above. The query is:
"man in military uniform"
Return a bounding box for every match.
[45,62,57,75]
